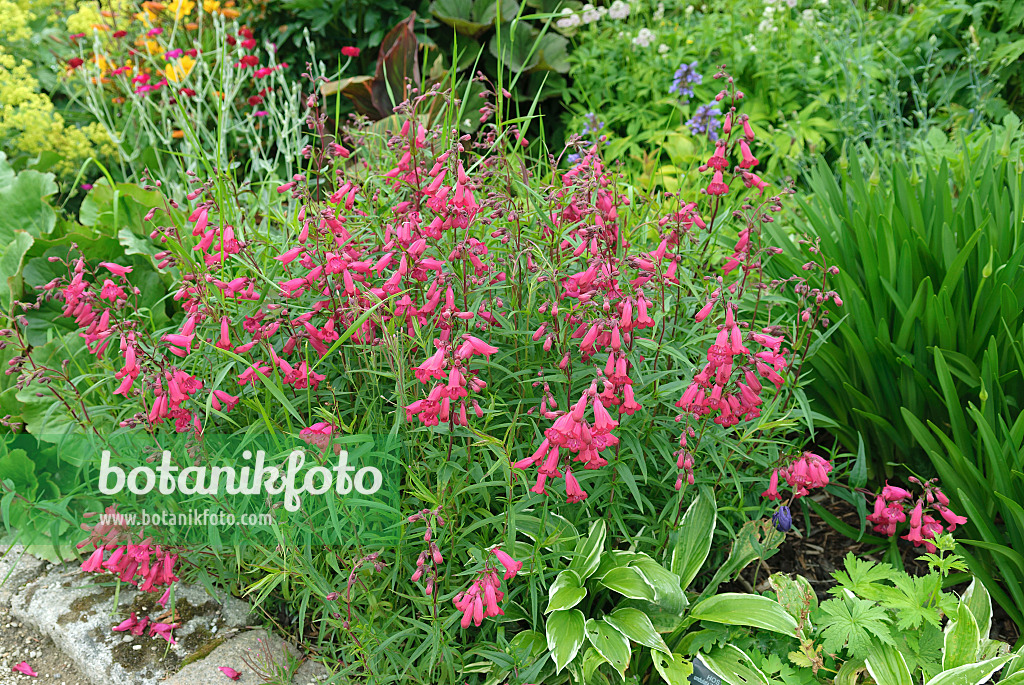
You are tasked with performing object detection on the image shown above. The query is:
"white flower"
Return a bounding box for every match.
[609,0,631,20]
[653,2,665,20]
[802,9,814,20]
[786,0,797,7]
[812,54,821,64]
[685,4,694,14]
[658,43,669,54]
[556,8,581,28]
[631,28,656,48]
[581,3,601,23]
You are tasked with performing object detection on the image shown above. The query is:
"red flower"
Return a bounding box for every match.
[180,88,197,97]
[341,46,360,57]
[706,169,729,195]
[237,54,259,68]
[241,38,257,49]
[68,57,84,69]
[247,95,263,106]
[113,30,127,38]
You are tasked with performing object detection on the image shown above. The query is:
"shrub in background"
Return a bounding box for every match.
[0,0,116,180]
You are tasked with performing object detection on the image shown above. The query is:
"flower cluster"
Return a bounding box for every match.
[676,298,789,429]
[761,451,833,500]
[556,0,629,29]
[406,335,498,427]
[632,28,657,48]
[453,548,522,629]
[78,505,180,603]
[687,102,722,141]
[669,61,702,103]
[77,505,181,644]
[867,478,967,552]
[516,385,620,501]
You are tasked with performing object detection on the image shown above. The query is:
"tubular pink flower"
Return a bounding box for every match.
[492,548,523,579]
[81,547,105,573]
[881,483,913,502]
[706,142,728,170]
[738,140,758,169]
[99,262,132,277]
[564,468,588,503]
[707,170,729,196]
[761,469,781,500]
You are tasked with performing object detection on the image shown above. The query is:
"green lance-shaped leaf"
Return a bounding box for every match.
[546,608,586,674]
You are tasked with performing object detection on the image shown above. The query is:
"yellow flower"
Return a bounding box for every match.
[145,40,163,55]
[164,54,195,82]
[0,50,114,177]
[170,0,194,20]
[202,0,219,12]
[0,0,35,43]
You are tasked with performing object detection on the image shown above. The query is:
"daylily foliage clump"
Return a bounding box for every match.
[0,59,969,681]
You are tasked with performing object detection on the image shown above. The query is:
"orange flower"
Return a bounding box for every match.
[112,96,126,104]
[172,130,185,139]
[185,21,199,30]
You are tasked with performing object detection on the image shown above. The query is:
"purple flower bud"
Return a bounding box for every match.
[772,505,792,532]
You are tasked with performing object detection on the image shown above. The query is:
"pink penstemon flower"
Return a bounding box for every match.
[866,477,966,551]
[453,547,521,629]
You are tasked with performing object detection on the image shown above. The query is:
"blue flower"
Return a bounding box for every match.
[580,112,605,137]
[669,61,702,104]
[686,102,722,141]
[772,505,792,532]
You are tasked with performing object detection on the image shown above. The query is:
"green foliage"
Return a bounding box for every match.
[533,497,797,685]
[782,541,1020,685]
[818,597,895,655]
[772,121,1024,479]
[902,346,1024,630]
